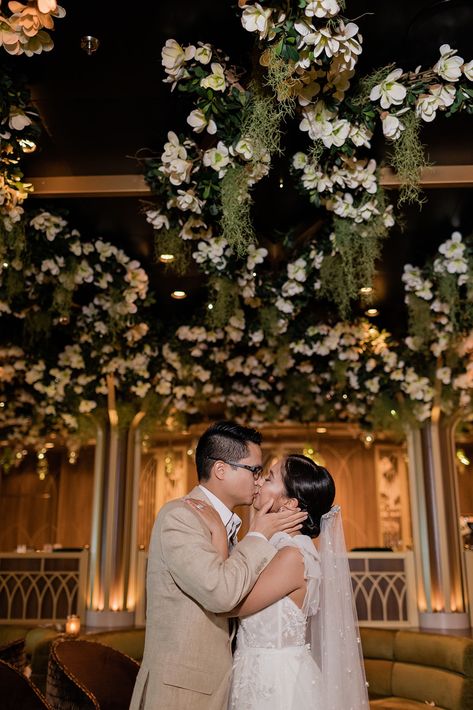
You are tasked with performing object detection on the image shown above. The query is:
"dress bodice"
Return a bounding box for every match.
[236,533,321,650]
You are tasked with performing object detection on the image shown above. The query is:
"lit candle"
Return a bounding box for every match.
[65,614,81,636]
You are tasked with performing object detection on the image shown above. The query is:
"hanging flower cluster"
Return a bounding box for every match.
[0,0,65,56]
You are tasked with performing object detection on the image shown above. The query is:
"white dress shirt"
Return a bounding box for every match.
[198,485,267,545]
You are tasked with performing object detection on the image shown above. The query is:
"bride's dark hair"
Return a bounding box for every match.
[282,454,336,538]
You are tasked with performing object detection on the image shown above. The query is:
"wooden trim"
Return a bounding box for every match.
[26,165,473,198]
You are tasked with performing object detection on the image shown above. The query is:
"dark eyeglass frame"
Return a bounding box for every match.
[207,456,264,480]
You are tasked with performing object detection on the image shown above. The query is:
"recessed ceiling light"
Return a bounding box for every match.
[365,308,379,317]
[171,290,187,300]
[159,254,175,263]
[316,427,327,433]
[359,286,373,295]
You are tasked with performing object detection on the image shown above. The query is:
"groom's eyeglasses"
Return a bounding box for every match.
[207,457,264,481]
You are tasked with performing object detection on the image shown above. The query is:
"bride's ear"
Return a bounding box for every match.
[278,497,298,512]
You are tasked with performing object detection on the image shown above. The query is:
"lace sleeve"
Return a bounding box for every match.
[269,533,321,617]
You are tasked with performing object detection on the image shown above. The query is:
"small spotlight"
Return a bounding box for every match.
[366,308,379,317]
[19,139,37,153]
[171,290,187,300]
[81,35,100,55]
[207,303,213,310]
[359,286,373,295]
[159,254,175,263]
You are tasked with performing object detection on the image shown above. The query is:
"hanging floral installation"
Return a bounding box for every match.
[1,2,473,469]
[0,0,65,56]
[142,1,473,316]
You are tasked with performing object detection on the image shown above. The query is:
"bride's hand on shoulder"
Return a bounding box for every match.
[185,499,229,559]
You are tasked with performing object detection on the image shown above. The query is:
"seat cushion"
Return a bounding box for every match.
[85,629,145,662]
[361,628,397,661]
[392,662,473,710]
[394,631,473,678]
[365,658,394,697]
[370,698,447,710]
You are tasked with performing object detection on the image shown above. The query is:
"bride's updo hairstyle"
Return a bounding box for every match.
[282,454,336,538]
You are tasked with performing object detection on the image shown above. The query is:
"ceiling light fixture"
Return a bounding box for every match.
[359,286,373,295]
[81,35,100,56]
[366,308,379,317]
[171,290,187,300]
[159,254,175,263]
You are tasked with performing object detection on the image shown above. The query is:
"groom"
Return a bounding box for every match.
[130,420,307,710]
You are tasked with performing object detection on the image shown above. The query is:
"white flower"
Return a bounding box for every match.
[232,137,255,161]
[79,400,97,414]
[322,118,351,148]
[287,258,307,282]
[241,3,275,40]
[365,377,380,393]
[132,382,151,398]
[439,231,464,259]
[175,189,204,213]
[275,297,295,314]
[200,63,226,92]
[436,367,451,385]
[9,108,32,131]
[195,43,212,64]
[203,141,231,177]
[349,123,372,148]
[180,217,212,240]
[305,0,340,18]
[161,39,194,84]
[146,210,170,230]
[186,108,217,135]
[433,44,463,82]
[370,68,407,109]
[292,152,308,170]
[463,59,473,81]
[381,112,405,140]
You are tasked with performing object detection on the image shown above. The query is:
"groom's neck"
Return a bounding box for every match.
[200,481,234,511]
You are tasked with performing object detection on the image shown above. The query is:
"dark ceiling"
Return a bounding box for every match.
[4,0,473,332]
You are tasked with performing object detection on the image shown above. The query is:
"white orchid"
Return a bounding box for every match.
[305,0,340,18]
[146,210,170,231]
[381,112,405,140]
[186,108,217,135]
[175,189,204,213]
[433,44,463,82]
[370,68,406,109]
[463,59,473,81]
[241,3,275,41]
[292,152,308,170]
[203,141,231,177]
[195,43,212,64]
[200,62,226,92]
[162,39,194,84]
[231,137,255,161]
[349,123,372,148]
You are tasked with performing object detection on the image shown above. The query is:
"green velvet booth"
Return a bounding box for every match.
[361,628,473,710]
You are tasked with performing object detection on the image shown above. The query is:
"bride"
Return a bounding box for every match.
[188,453,369,710]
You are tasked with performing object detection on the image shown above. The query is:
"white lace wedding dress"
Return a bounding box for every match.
[228,532,323,710]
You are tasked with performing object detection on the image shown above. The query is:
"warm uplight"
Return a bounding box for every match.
[159,254,175,263]
[65,614,81,636]
[365,308,379,317]
[19,138,37,153]
[359,286,373,295]
[171,290,187,300]
[316,427,327,433]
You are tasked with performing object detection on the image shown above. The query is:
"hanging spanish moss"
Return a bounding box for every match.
[207,276,240,328]
[154,227,191,275]
[220,165,254,254]
[389,110,428,206]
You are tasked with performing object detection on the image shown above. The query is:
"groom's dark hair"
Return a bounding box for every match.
[196,420,262,482]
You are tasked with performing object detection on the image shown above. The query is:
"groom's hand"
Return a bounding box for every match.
[248,499,308,540]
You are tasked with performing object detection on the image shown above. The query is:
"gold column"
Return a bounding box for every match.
[407,410,469,630]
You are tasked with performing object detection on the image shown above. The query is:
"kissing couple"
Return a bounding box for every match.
[130,420,369,710]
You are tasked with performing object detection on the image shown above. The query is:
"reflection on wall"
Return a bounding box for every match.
[374,446,412,551]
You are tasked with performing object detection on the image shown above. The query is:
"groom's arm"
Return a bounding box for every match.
[160,503,276,613]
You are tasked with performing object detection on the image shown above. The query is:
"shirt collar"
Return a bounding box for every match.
[198,485,242,536]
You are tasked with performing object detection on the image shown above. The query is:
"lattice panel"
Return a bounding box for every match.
[0,552,87,624]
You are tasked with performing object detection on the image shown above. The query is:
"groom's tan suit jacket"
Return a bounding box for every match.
[129,485,277,710]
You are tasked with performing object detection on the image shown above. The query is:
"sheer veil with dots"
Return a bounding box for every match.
[310,506,370,709]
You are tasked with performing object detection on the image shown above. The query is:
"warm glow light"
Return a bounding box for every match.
[365,308,379,317]
[187,448,193,456]
[45,442,54,449]
[359,286,373,295]
[208,303,213,310]
[456,449,470,466]
[159,254,175,263]
[171,290,187,300]
[316,427,327,434]
[65,614,81,635]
